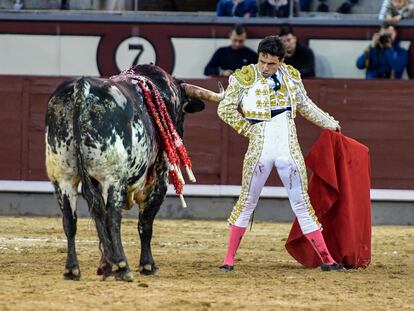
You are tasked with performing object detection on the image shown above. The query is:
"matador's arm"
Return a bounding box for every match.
[296,78,339,131]
[217,77,253,137]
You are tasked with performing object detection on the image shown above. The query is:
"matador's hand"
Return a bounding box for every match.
[336,124,341,132]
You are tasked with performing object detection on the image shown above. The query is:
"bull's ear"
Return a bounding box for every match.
[183,98,205,113]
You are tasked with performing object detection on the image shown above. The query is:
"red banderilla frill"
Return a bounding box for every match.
[135,78,195,208]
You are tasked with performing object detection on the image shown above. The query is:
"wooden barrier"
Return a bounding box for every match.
[0,75,413,189]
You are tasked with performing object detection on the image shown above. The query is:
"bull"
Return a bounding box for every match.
[45,64,223,281]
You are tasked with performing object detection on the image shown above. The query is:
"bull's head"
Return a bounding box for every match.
[178,80,225,113]
[173,81,224,136]
[181,82,225,106]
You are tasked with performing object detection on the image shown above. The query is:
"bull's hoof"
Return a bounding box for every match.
[139,263,159,276]
[111,261,134,282]
[114,269,134,282]
[97,261,113,278]
[63,268,81,281]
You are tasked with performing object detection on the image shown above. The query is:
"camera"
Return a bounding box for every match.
[377,33,391,48]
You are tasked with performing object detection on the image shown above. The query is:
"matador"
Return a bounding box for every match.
[217,35,345,272]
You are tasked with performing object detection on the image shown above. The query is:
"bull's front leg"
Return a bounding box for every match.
[106,180,134,282]
[54,181,81,281]
[138,169,168,275]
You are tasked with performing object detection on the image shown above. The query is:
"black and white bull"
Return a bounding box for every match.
[45,64,223,281]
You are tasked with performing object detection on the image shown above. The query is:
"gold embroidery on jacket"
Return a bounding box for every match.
[295,81,338,130]
[276,83,288,107]
[217,78,252,137]
[233,65,256,87]
[285,64,301,82]
[244,111,271,119]
[228,123,265,225]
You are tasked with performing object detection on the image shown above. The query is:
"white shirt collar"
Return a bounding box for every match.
[266,69,282,89]
[276,69,282,81]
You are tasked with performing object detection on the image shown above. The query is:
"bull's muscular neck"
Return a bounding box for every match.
[111,65,181,126]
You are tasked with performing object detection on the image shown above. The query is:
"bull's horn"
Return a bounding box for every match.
[182,82,225,103]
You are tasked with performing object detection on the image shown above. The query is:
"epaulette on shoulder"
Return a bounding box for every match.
[232,65,256,87]
[283,64,301,82]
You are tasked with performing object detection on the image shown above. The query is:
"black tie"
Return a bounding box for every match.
[272,74,281,92]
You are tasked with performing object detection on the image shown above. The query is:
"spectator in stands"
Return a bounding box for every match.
[258,0,278,16]
[61,0,70,9]
[278,24,315,78]
[300,0,312,11]
[356,23,408,79]
[258,0,300,17]
[13,0,23,9]
[379,0,414,23]
[99,0,126,10]
[13,0,70,9]
[316,0,359,13]
[216,0,258,17]
[204,24,258,77]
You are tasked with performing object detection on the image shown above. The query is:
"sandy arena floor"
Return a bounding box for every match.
[0,216,413,311]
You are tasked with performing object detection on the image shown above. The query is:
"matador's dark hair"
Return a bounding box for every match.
[257,35,285,60]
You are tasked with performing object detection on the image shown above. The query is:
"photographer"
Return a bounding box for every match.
[356,23,408,79]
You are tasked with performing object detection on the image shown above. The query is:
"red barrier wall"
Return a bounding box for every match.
[0,76,413,189]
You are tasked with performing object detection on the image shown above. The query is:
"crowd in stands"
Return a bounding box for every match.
[7,0,414,80]
[9,0,414,19]
[9,0,414,17]
[204,23,313,78]
[216,0,386,16]
[205,21,410,80]
[215,0,414,17]
[379,0,414,22]
[310,0,360,14]
[12,0,127,10]
[209,0,413,80]
[13,0,69,9]
[216,0,301,17]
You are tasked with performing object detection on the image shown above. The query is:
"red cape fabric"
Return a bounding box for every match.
[285,130,371,269]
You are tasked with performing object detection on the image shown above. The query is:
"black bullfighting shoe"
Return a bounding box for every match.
[219,264,234,272]
[320,263,346,272]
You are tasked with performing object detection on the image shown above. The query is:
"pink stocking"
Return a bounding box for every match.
[305,229,335,265]
[223,225,247,266]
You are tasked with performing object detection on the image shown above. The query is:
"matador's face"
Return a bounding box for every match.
[257,52,282,78]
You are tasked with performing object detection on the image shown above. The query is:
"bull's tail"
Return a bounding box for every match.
[73,78,112,256]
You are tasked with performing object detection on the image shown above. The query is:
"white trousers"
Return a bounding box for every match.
[228,112,320,234]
